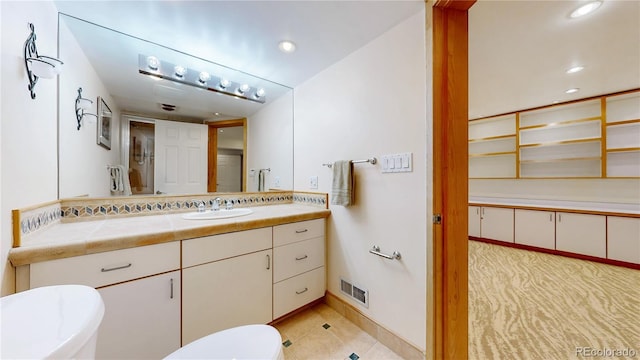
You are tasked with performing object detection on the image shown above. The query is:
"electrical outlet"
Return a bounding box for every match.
[309,176,318,189]
[273,176,281,188]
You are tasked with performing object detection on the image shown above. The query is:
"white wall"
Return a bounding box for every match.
[1,1,60,295]
[58,18,121,198]
[293,9,428,350]
[247,91,294,191]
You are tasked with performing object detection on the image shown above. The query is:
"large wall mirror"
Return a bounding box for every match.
[58,14,293,198]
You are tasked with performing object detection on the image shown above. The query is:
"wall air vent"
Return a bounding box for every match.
[340,278,368,308]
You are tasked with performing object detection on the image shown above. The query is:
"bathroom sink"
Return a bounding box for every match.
[182,208,253,220]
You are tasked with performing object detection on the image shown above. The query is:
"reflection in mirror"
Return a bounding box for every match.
[58,14,293,199]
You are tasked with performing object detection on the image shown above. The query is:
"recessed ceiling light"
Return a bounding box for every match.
[565,88,580,94]
[570,1,602,18]
[278,40,296,53]
[566,66,584,74]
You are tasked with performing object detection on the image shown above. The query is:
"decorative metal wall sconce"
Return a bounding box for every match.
[24,23,64,99]
[138,54,266,104]
[75,88,97,130]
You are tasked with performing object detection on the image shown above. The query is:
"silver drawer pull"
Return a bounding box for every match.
[295,255,308,261]
[295,229,308,234]
[101,263,132,272]
[296,287,309,295]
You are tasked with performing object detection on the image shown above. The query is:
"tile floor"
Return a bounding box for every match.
[273,303,404,360]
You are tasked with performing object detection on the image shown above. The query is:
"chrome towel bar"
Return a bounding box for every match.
[323,157,377,168]
[369,245,401,260]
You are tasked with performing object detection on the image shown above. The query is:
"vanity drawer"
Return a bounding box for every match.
[273,219,325,247]
[30,242,180,289]
[273,237,325,283]
[182,227,272,268]
[273,267,326,319]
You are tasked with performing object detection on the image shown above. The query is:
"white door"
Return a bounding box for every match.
[556,212,606,257]
[217,154,242,192]
[96,271,181,359]
[155,120,207,195]
[468,206,481,238]
[480,207,514,243]
[515,209,555,249]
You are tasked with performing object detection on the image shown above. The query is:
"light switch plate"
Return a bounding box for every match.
[381,152,412,173]
[309,176,318,189]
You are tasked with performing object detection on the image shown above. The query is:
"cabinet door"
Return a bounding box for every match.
[556,212,606,257]
[96,271,181,360]
[515,209,555,249]
[481,207,514,242]
[607,216,640,264]
[468,206,481,237]
[182,249,273,345]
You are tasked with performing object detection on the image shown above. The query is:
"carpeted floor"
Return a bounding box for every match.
[469,240,640,360]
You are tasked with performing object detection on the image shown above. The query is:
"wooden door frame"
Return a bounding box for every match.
[207,119,247,192]
[431,1,475,359]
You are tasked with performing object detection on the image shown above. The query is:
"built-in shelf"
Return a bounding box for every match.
[469,89,640,179]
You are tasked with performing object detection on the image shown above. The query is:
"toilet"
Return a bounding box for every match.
[1,284,105,359]
[164,324,284,360]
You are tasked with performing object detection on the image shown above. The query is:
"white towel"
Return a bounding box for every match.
[110,165,132,196]
[258,169,266,192]
[331,160,354,206]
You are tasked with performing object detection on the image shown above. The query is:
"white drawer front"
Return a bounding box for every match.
[182,227,272,268]
[273,219,325,247]
[274,237,325,283]
[30,242,180,289]
[273,267,325,319]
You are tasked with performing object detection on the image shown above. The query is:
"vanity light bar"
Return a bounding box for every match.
[137,54,266,104]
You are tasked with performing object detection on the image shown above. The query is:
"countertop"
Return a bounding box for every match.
[9,204,331,267]
[469,196,640,215]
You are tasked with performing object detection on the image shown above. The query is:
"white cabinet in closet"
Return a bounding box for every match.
[28,242,181,359]
[605,92,640,177]
[273,219,326,319]
[468,114,517,178]
[607,216,640,264]
[181,228,273,345]
[519,99,602,178]
[467,206,514,243]
[514,209,555,250]
[468,206,481,237]
[556,212,606,258]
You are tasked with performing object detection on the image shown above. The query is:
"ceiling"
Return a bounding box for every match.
[54,1,639,121]
[469,0,640,119]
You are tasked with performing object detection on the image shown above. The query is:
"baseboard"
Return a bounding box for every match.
[324,291,425,360]
[470,237,640,270]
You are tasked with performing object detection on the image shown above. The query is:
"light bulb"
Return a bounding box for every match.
[238,84,250,94]
[278,40,296,53]
[566,66,584,74]
[219,78,231,89]
[198,71,211,84]
[565,88,579,94]
[174,65,186,78]
[147,56,160,71]
[255,88,266,98]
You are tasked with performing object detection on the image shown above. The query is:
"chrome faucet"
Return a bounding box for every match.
[225,199,234,210]
[212,197,221,211]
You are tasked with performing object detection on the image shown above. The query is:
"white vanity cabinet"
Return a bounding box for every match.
[515,209,556,250]
[607,216,640,264]
[96,271,181,359]
[468,206,514,243]
[181,228,273,345]
[273,219,326,319]
[556,212,606,258]
[27,242,181,359]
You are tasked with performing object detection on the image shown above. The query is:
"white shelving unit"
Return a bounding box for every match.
[469,114,517,178]
[605,92,640,177]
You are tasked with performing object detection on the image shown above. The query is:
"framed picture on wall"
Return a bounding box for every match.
[97,96,112,150]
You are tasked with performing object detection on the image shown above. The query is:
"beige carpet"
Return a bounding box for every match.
[469,240,640,360]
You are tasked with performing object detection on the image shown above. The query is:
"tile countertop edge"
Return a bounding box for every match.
[9,208,331,267]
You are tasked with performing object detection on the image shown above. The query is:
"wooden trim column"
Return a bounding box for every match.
[432,1,474,359]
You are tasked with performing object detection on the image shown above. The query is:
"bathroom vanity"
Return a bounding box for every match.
[9,199,329,359]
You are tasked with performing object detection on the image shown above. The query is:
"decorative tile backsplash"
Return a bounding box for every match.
[13,191,328,246]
